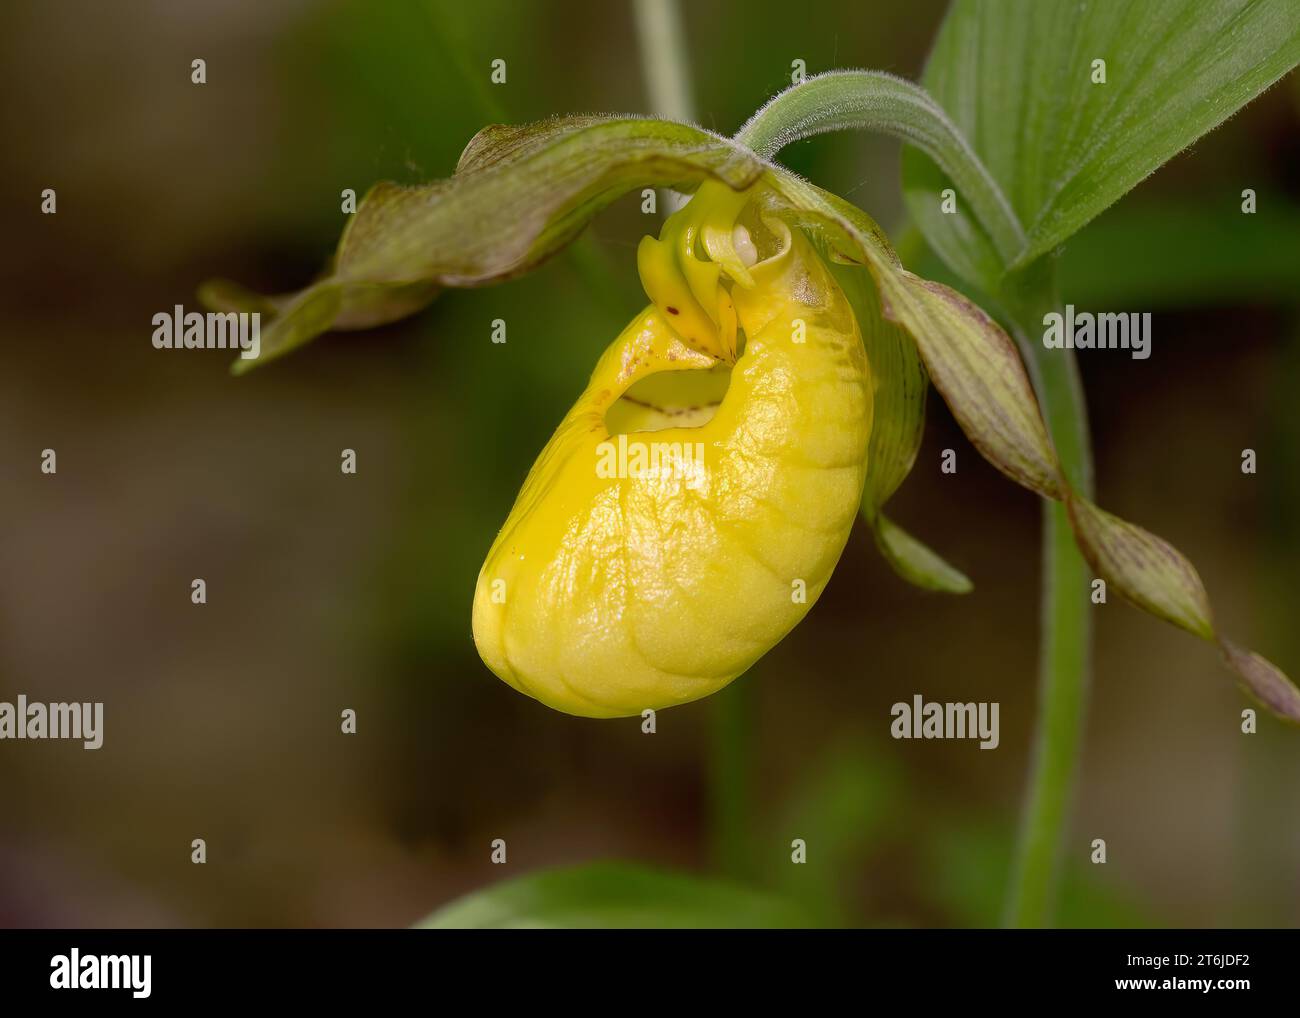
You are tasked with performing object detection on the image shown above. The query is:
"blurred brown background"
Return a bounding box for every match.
[1,0,1297,927]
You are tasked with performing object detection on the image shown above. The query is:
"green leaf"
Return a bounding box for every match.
[736,70,1025,264]
[201,116,764,371]
[906,0,1300,279]
[871,514,973,595]
[415,862,811,929]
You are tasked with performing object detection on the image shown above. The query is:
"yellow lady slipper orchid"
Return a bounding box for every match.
[201,112,1299,726]
[471,182,872,717]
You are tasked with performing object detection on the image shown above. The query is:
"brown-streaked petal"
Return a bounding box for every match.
[202,116,763,372]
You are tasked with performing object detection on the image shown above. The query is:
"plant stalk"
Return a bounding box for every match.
[709,681,754,877]
[1001,265,1095,927]
[633,0,695,217]
[632,0,694,124]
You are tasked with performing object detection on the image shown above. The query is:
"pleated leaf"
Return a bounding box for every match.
[906,0,1300,284]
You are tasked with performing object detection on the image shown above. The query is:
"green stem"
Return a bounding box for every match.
[632,0,695,124]
[709,681,753,876]
[633,0,694,218]
[632,0,752,877]
[1001,265,1095,927]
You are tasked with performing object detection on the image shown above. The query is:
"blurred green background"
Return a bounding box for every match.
[1,0,1298,927]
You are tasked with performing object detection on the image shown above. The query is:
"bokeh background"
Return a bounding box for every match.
[2,0,1298,927]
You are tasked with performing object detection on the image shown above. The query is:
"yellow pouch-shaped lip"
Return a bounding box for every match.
[473,194,872,717]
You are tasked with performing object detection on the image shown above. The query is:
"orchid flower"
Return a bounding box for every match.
[201,97,1300,723]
